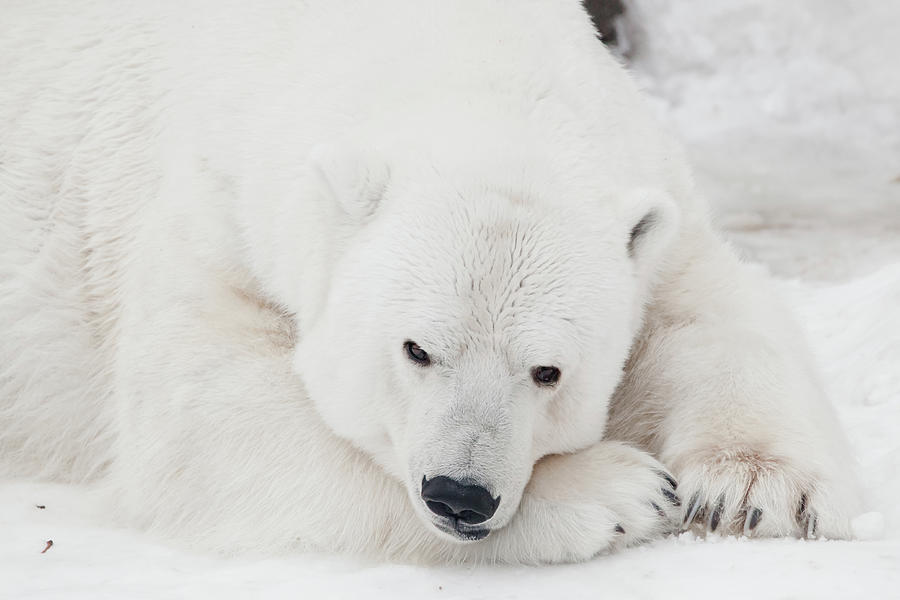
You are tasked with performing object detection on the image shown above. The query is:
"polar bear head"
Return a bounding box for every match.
[292,144,679,544]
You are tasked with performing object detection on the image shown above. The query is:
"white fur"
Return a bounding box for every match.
[0,0,860,563]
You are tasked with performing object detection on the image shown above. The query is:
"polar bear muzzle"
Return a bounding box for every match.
[421,475,499,540]
[421,475,500,524]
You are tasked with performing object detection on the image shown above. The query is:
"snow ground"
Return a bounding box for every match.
[3,1,899,598]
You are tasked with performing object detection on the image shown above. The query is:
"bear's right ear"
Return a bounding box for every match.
[309,144,390,221]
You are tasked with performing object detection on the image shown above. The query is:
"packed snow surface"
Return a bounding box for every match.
[3,1,898,598]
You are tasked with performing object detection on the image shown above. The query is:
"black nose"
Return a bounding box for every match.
[421,475,500,524]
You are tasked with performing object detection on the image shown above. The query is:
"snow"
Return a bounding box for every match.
[2,1,899,598]
[3,480,899,599]
[625,0,900,282]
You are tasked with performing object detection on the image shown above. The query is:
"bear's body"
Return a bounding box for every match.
[0,1,859,563]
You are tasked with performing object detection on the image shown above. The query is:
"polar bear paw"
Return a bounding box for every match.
[603,465,682,550]
[517,442,681,562]
[673,448,854,539]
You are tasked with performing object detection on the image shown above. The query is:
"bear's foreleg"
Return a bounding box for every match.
[608,227,860,539]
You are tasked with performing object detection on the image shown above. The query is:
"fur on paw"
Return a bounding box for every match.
[672,447,855,539]
[524,441,681,561]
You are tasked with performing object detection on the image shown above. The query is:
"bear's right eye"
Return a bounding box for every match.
[404,341,431,366]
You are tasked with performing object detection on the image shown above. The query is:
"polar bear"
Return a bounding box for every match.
[0,1,860,563]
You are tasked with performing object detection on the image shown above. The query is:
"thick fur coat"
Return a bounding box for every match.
[0,0,860,563]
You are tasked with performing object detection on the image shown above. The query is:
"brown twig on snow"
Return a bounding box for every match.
[41,540,53,554]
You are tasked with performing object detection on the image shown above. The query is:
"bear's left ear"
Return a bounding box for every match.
[309,144,390,221]
[620,188,681,277]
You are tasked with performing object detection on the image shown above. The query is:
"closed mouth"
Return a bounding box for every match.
[434,518,490,541]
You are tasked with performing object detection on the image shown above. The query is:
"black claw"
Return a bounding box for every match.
[683,491,701,526]
[796,493,808,523]
[709,495,725,532]
[808,514,818,539]
[662,487,681,507]
[659,471,678,490]
[748,507,763,531]
[651,501,665,518]
[615,524,626,535]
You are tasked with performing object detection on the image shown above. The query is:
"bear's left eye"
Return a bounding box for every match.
[404,341,431,365]
[532,366,561,386]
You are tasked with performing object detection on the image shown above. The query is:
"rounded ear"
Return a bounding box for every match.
[309,144,390,221]
[620,188,680,277]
